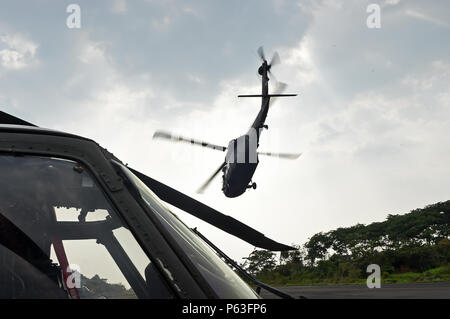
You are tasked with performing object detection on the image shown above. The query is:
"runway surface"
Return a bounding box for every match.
[260,282,450,299]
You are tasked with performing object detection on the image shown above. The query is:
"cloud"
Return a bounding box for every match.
[152,15,173,31]
[147,1,201,32]
[186,73,203,85]
[0,32,38,70]
[283,35,320,85]
[384,0,401,6]
[112,0,127,14]
[79,41,107,64]
[405,9,450,28]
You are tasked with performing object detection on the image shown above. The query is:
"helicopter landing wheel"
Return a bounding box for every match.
[247,182,257,190]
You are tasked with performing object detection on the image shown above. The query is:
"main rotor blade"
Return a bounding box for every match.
[270,51,280,67]
[0,111,36,127]
[128,167,295,251]
[257,46,266,62]
[153,130,227,152]
[267,69,277,83]
[258,152,302,159]
[197,161,226,194]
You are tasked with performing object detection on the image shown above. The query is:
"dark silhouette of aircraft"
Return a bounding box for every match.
[154,47,301,197]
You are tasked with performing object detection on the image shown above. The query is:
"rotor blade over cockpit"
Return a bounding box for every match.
[128,167,295,251]
[153,130,227,152]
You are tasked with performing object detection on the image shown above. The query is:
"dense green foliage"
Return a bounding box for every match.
[241,201,450,285]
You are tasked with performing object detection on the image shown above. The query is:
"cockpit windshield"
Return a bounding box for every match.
[0,155,172,299]
[117,163,259,299]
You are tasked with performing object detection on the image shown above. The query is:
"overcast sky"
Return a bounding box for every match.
[1,0,449,264]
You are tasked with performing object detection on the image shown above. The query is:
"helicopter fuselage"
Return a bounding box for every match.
[220,61,270,198]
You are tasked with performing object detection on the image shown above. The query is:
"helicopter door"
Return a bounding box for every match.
[227,134,258,164]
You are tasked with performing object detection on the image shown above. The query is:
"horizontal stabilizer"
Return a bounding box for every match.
[0,111,36,127]
[129,167,295,251]
[238,94,297,98]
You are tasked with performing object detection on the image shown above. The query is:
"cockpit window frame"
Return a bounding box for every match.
[111,160,220,298]
[113,161,259,299]
[0,131,207,299]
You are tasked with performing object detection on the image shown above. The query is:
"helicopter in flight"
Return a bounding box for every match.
[153,47,301,198]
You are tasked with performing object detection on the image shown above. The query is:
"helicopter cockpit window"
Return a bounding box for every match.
[0,155,171,299]
[116,162,259,299]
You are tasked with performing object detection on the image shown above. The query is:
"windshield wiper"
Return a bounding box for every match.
[191,227,303,299]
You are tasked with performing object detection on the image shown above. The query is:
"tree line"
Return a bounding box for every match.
[241,201,450,285]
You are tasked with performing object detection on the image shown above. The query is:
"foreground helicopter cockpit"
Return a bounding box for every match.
[0,111,295,299]
[0,154,256,298]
